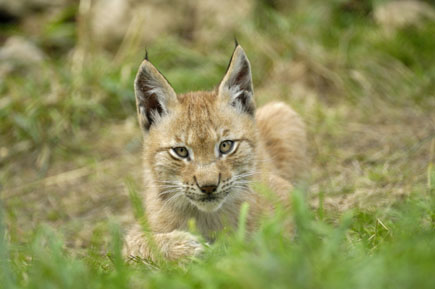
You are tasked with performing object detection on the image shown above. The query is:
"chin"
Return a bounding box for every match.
[193,199,225,213]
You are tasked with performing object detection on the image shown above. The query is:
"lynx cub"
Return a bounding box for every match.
[123,44,307,261]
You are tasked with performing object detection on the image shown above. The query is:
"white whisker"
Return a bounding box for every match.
[157,180,183,185]
[159,189,182,195]
[157,192,184,215]
[232,171,258,180]
[159,185,186,189]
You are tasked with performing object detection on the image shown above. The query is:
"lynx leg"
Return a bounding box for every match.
[123,225,204,262]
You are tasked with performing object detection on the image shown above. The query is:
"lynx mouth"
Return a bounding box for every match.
[186,190,230,203]
[187,194,222,203]
[199,195,220,202]
[186,191,230,212]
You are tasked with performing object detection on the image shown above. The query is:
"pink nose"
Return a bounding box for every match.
[199,185,217,195]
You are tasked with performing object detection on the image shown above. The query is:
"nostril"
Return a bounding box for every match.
[200,185,217,194]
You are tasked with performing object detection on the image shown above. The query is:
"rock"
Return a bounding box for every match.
[90,0,132,48]
[193,0,253,44]
[0,0,67,18]
[90,0,184,48]
[374,0,435,34]
[89,0,253,49]
[0,36,46,77]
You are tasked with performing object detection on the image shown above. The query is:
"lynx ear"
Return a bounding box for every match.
[218,45,255,115]
[134,59,177,131]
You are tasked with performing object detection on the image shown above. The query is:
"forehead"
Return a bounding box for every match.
[171,91,233,145]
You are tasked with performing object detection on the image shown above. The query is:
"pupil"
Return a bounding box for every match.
[177,148,186,156]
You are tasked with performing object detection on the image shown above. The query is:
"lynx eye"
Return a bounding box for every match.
[171,147,189,159]
[219,140,234,154]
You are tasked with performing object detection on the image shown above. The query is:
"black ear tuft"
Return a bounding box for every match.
[144,49,149,61]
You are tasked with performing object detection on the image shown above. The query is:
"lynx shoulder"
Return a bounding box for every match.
[123,44,307,262]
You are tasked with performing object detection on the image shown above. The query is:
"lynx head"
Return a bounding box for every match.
[134,44,256,212]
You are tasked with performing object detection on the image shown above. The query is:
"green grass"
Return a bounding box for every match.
[1,0,434,288]
[1,189,434,289]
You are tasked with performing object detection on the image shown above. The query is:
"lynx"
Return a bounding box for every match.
[123,44,307,261]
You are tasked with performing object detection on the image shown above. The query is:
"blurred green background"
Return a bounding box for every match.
[0,0,434,288]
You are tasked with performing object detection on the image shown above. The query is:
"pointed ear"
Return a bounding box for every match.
[134,60,177,131]
[218,45,255,115]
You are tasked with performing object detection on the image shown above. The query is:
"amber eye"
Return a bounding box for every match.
[219,140,234,154]
[172,147,189,158]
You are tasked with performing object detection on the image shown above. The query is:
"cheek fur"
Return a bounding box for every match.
[216,142,255,183]
[152,151,185,180]
[227,142,255,170]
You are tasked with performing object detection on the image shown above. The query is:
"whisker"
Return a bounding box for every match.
[159,189,182,195]
[157,192,183,215]
[157,180,183,185]
[233,179,252,184]
[159,185,186,189]
[232,178,254,184]
[231,184,250,189]
[232,171,258,180]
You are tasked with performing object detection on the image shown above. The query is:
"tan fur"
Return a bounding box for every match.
[123,45,307,262]
[256,102,307,181]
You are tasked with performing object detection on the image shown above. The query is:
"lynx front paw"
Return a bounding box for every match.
[123,229,204,263]
[159,230,204,261]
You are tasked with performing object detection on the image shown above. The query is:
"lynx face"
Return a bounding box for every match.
[134,45,257,212]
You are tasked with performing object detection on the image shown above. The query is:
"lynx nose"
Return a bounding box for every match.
[199,185,217,195]
[194,172,221,195]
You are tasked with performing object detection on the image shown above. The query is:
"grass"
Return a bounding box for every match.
[1,190,434,289]
[1,0,434,288]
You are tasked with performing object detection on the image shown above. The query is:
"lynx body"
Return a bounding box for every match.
[123,45,307,261]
